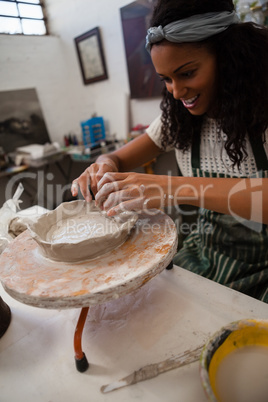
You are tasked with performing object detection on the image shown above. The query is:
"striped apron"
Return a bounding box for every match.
[173,134,268,303]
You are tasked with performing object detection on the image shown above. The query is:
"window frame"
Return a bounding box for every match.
[0,0,49,35]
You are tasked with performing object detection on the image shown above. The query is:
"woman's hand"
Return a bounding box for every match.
[70,133,162,203]
[71,159,119,201]
[95,172,168,216]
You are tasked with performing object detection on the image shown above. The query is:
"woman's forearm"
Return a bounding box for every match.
[95,169,268,224]
[96,133,161,172]
[169,176,268,224]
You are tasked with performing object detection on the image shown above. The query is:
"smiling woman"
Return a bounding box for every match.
[0,0,47,35]
[72,0,268,303]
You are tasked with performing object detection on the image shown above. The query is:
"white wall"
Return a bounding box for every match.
[0,0,161,145]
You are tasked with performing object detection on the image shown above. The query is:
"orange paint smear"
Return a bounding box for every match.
[154,244,170,254]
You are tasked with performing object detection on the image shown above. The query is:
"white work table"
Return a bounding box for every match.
[0,266,267,402]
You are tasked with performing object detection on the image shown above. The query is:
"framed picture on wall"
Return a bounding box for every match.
[74,27,108,85]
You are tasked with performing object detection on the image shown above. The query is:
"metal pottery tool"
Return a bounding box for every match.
[101,344,204,393]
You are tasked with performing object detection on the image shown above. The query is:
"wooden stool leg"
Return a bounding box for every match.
[74,306,89,372]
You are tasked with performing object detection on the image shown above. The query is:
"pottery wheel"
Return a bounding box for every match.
[0,211,178,309]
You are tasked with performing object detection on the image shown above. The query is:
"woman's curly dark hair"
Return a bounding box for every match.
[150,0,268,168]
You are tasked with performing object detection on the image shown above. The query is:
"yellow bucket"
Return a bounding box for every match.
[199,319,268,402]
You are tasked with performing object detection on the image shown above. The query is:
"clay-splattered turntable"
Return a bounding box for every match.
[0,209,178,372]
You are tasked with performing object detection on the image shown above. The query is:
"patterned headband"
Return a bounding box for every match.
[145,11,239,52]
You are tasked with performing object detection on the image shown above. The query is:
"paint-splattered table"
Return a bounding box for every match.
[0,210,177,371]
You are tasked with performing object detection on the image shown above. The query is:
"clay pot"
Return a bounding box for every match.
[27,200,138,262]
[0,296,11,338]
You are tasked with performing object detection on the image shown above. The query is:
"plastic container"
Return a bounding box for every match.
[200,319,268,402]
[81,117,105,147]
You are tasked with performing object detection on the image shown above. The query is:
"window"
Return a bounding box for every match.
[0,0,48,35]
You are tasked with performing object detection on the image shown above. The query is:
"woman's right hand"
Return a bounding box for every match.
[71,158,118,201]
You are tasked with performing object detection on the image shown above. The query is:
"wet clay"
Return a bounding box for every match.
[215,345,268,402]
[46,213,121,244]
[28,200,138,262]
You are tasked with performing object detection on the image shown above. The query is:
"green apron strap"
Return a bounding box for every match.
[248,135,268,172]
[191,129,201,169]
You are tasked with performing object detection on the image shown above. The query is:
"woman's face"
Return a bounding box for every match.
[151,41,217,116]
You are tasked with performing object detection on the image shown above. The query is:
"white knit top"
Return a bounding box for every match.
[146,114,268,177]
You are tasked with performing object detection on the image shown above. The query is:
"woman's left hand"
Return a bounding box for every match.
[95,172,167,216]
